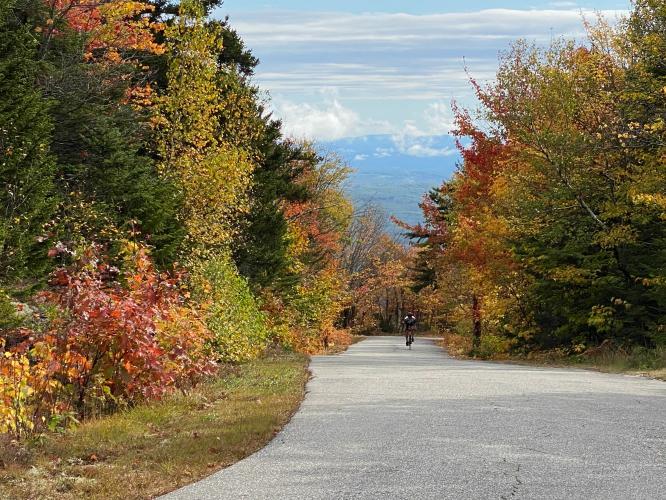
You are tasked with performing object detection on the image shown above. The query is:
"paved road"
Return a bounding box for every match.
[164,337,666,499]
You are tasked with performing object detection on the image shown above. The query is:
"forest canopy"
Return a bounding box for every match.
[2,0,665,437]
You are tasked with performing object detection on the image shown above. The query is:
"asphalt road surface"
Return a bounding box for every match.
[164,336,666,499]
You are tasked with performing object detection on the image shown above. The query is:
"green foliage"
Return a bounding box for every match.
[51,90,185,264]
[211,38,310,290]
[7,0,186,267]
[193,257,269,363]
[1,0,355,440]
[234,131,309,290]
[0,290,20,331]
[404,4,666,354]
[218,26,260,77]
[0,0,56,286]
[488,29,666,347]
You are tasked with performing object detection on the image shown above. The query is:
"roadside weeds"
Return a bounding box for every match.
[440,335,666,381]
[0,351,309,500]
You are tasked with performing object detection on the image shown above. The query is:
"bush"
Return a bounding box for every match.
[0,349,33,436]
[0,245,217,436]
[476,334,511,358]
[0,291,20,331]
[193,257,269,363]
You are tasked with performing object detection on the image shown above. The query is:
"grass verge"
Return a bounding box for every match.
[441,334,666,381]
[0,350,309,500]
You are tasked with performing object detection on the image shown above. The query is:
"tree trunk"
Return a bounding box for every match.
[384,290,390,328]
[472,294,482,354]
[393,288,401,331]
[342,305,356,328]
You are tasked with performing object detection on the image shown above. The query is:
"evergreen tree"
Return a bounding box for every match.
[50,79,185,264]
[234,125,309,289]
[0,0,56,288]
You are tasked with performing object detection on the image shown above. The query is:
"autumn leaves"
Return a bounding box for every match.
[403,2,666,355]
[1,0,353,436]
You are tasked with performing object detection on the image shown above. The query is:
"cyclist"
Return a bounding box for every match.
[403,312,417,348]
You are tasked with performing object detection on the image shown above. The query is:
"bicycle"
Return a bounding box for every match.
[405,324,415,349]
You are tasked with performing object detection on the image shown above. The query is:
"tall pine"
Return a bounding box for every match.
[0,0,56,289]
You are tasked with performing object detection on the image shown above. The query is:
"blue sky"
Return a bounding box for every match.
[215,0,630,147]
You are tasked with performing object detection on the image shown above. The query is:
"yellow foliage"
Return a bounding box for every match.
[0,350,35,437]
[156,0,253,258]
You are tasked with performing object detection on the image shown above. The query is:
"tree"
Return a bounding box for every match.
[405,6,666,354]
[620,0,666,339]
[340,204,389,327]
[0,0,56,288]
[156,0,253,259]
[482,33,665,347]
[23,0,186,265]
[233,130,309,289]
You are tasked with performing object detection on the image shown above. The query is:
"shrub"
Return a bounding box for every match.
[155,304,216,392]
[477,334,511,358]
[0,245,217,435]
[0,291,20,331]
[193,257,269,363]
[0,349,33,437]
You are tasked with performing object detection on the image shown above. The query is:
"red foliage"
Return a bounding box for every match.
[44,0,164,58]
[451,102,508,211]
[19,246,215,420]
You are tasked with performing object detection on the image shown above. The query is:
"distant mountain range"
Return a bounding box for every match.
[319,135,460,233]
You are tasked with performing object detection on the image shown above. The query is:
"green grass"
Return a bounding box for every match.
[0,351,309,499]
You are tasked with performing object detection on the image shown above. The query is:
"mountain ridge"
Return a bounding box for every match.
[319,134,460,230]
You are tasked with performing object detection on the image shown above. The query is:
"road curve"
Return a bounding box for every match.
[163,336,666,500]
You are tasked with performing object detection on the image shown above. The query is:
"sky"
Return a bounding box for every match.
[215,0,630,147]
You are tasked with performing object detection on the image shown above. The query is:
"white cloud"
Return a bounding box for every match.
[374,148,393,158]
[275,99,357,141]
[386,104,458,157]
[424,102,455,135]
[549,1,579,8]
[230,9,627,47]
[228,7,628,140]
[272,95,459,146]
[391,130,457,158]
[272,98,392,141]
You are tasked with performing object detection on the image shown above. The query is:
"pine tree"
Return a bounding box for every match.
[234,126,310,289]
[50,90,185,265]
[0,0,56,288]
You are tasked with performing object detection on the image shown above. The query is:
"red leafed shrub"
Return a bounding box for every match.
[2,245,216,431]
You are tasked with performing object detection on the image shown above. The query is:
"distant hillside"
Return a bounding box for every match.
[320,135,460,232]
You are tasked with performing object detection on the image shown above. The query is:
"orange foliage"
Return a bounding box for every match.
[46,0,164,61]
[1,245,216,434]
